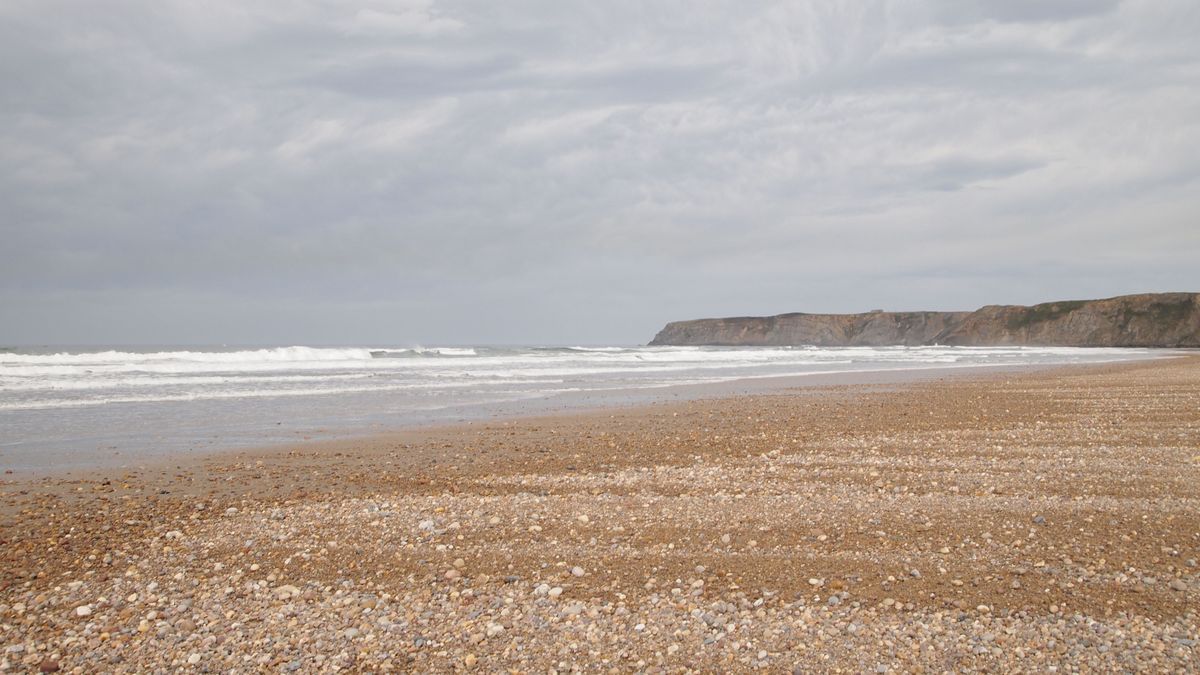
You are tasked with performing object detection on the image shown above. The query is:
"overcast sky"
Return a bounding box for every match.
[2,1,1198,346]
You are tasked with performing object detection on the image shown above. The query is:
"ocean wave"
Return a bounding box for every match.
[0,372,377,391]
[0,377,558,411]
[369,347,479,358]
[0,346,376,366]
[0,346,1162,413]
[566,346,630,352]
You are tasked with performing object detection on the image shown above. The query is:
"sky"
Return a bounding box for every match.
[1,0,1198,346]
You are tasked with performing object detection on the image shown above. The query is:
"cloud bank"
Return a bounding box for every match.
[2,0,1198,344]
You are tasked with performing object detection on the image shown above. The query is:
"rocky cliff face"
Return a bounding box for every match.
[649,293,1200,348]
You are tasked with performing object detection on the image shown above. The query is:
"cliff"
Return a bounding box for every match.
[649,293,1200,348]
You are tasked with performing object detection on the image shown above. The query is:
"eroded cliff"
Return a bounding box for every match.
[649,293,1200,348]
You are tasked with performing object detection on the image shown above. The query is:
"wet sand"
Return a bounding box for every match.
[1,361,1084,473]
[1,357,1198,672]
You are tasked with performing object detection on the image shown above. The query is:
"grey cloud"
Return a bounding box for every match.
[932,0,1123,24]
[304,54,525,99]
[913,156,1046,192]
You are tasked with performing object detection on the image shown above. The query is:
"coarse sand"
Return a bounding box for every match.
[2,357,1198,672]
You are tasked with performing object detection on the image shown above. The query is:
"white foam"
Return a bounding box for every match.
[415,347,478,356]
[0,346,375,365]
[0,377,559,411]
[0,345,1163,413]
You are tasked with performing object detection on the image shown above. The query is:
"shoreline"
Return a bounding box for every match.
[1,356,1197,672]
[3,354,1175,477]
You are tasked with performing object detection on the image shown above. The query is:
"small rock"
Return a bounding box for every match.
[571,566,585,577]
[1169,579,1187,591]
[38,659,60,673]
[187,653,202,665]
[75,605,92,618]
[1032,515,1046,525]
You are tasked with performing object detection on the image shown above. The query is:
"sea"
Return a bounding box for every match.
[0,344,1164,470]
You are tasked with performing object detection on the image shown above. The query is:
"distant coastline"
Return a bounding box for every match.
[650,292,1200,348]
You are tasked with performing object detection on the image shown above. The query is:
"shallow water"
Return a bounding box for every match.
[0,344,1162,470]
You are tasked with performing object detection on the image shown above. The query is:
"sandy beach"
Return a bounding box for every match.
[1,356,1198,672]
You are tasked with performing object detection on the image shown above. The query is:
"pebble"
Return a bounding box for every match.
[2,358,1197,673]
[74,605,92,617]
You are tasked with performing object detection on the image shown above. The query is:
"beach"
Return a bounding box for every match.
[0,345,1157,471]
[1,356,1197,672]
